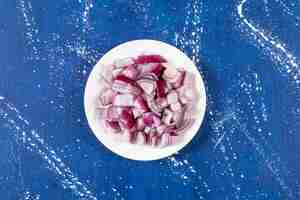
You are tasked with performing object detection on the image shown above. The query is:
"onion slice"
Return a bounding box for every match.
[104,105,120,121]
[121,65,139,80]
[136,117,146,130]
[123,130,137,143]
[146,95,162,115]
[113,94,135,107]
[105,120,121,133]
[135,55,166,64]
[132,108,143,119]
[140,73,159,81]
[99,88,116,106]
[167,90,179,105]
[162,108,173,125]
[101,64,114,84]
[134,96,150,113]
[156,79,167,98]
[172,70,185,89]
[112,80,142,95]
[156,133,171,148]
[137,79,156,95]
[176,118,195,135]
[170,102,182,111]
[142,112,161,127]
[135,132,146,145]
[120,108,135,129]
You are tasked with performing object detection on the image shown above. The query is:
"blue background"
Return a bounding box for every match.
[0,0,300,199]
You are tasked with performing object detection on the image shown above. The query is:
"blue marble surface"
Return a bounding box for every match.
[0,0,300,199]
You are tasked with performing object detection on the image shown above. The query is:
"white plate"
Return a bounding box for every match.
[84,39,206,161]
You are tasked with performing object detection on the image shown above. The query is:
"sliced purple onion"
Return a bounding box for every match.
[167,90,179,105]
[150,134,161,147]
[100,88,116,106]
[172,70,185,89]
[170,102,182,111]
[120,108,135,129]
[156,79,167,98]
[162,64,179,80]
[144,126,152,134]
[105,120,121,133]
[142,112,161,127]
[113,94,135,107]
[176,118,195,135]
[146,96,162,114]
[121,65,139,80]
[135,55,166,64]
[172,107,185,128]
[162,108,173,125]
[123,130,137,144]
[137,63,160,75]
[140,73,159,81]
[136,117,146,130]
[156,133,171,148]
[157,124,167,134]
[134,96,149,113]
[156,97,168,109]
[104,105,120,121]
[132,108,143,119]
[101,64,114,83]
[112,68,124,78]
[151,64,166,77]
[112,80,142,95]
[137,79,156,95]
[135,131,146,145]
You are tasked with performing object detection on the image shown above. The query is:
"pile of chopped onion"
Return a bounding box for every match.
[98,55,197,148]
